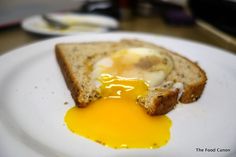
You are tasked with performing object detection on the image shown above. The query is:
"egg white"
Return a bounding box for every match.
[91,47,174,88]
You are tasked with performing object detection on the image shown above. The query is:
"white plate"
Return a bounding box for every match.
[21,13,119,36]
[0,32,236,157]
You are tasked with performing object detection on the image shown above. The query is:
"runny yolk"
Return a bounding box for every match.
[99,74,148,100]
[64,74,172,149]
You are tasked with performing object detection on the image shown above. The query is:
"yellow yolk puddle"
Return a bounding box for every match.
[65,74,172,149]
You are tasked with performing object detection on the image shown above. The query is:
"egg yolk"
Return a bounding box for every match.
[99,74,148,100]
[65,74,172,149]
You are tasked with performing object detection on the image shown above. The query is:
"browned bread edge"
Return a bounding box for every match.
[172,52,207,103]
[55,45,88,107]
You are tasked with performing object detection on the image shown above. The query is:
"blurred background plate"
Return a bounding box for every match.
[21,13,119,36]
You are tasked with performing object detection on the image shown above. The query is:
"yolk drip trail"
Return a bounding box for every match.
[65,74,172,149]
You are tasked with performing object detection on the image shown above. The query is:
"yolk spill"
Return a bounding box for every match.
[64,74,172,149]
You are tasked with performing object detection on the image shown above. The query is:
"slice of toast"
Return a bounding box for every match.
[55,39,207,115]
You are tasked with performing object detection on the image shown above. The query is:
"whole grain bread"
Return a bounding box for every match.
[55,39,207,115]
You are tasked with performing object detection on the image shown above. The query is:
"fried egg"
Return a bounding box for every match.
[65,47,173,148]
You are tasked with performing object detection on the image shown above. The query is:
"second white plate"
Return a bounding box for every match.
[21,13,119,36]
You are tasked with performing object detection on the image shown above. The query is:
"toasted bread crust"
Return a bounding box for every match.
[138,89,179,115]
[179,81,206,103]
[152,90,179,115]
[55,39,207,115]
[56,45,88,107]
[170,52,207,103]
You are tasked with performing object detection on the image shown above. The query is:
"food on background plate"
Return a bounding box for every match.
[55,39,207,149]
